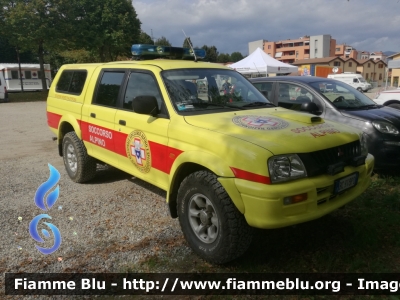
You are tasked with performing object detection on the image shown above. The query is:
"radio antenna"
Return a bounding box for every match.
[182,29,197,62]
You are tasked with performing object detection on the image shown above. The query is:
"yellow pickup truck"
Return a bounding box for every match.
[47,51,373,263]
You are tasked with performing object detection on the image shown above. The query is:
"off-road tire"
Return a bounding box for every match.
[62,132,97,183]
[387,103,400,110]
[177,170,253,264]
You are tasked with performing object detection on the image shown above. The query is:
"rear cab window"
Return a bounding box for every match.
[56,70,88,95]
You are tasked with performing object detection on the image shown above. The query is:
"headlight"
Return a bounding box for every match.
[372,121,399,135]
[360,133,368,156]
[268,154,307,183]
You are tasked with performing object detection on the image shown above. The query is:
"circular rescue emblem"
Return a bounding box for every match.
[232,115,289,130]
[156,46,163,53]
[126,130,151,173]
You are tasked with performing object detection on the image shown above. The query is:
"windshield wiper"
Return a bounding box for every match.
[242,102,275,108]
[192,102,242,110]
[358,104,380,109]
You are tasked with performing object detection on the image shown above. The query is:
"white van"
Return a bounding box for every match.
[0,72,7,101]
[327,73,371,92]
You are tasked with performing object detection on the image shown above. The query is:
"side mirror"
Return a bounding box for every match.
[300,102,319,113]
[132,95,159,117]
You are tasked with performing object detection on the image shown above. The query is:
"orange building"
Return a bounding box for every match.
[249,35,336,64]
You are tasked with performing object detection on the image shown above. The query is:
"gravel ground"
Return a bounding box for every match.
[0,101,191,299]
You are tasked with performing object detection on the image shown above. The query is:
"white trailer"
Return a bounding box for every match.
[0,63,52,92]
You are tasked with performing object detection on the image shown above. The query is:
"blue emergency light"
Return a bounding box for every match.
[131,44,206,60]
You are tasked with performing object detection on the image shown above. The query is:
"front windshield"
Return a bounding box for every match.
[161,68,272,114]
[308,80,377,109]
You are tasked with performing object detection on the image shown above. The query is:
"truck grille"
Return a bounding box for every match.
[298,140,362,177]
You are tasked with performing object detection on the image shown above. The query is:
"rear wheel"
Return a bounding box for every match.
[387,103,400,110]
[356,87,363,92]
[177,170,253,264]
[62,132,97,183]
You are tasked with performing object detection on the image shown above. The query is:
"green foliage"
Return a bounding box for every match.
[0,36,37,63]
[183,37,192,48]
[139,31,154,45]
[230,51,244,62]
[7,91,48,102]
[155,36,171,46]
[75,0,141,62]
[202,45,218,62]
[217,53,231,63]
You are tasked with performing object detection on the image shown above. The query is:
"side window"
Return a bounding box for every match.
[123,72,162,110]
[93,71,125,108]
[277,83,320,111]
[253,82,273,98]
[11,71,19,79]
[56,70,87,95]
[25,71,32,79]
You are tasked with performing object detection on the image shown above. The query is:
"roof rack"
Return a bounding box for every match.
[131,44,206,61]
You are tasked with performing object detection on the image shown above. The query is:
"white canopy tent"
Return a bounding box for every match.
[229,48,298,75]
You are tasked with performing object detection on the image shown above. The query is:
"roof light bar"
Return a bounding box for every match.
[131,44,206,60]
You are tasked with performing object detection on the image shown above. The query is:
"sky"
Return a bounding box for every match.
[134,0,400,56]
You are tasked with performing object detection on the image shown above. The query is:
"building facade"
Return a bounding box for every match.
[249,35,336,64]
[387,52,400,87]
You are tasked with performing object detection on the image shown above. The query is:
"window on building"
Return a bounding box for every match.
[367,63,371,67]
[379,73,382,80]
[11,70,19,79]
[268,45,271,49]
[349,62,352,67]
[378,64,383,68]
[336,47,340,51]
[25,71,32,79]
[365,73,369,80]
[315,48,318,54]
[334,62,341,66]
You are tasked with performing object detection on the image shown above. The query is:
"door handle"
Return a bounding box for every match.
[119,120,126,126]
[90,113,96,118]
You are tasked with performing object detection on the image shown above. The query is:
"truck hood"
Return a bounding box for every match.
[184,108,360,155]
[341,106,400,126]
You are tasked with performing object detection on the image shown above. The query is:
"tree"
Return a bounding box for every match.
[155,36,171,46]
[139,31,154,45]
[0,36,37,63]
[75,0,141,62]
[183,37,192,48]
[0,0,77,90]
[202,45,218,62]
[217,53,231,63]
[230,52,244,62]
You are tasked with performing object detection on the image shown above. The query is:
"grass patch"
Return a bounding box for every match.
[5,91,48,102]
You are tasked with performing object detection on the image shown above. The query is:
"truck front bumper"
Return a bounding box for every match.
[220,154,374,229]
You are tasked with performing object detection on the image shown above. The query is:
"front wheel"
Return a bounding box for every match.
[177,170,253,264]
[62,132,97,183]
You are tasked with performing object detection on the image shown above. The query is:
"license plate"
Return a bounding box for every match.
[334,172,359,194]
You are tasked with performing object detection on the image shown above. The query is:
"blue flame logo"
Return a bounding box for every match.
[29,164,62,254]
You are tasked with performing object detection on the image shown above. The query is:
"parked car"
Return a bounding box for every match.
[373,88,400,109]
[250,76,400,170]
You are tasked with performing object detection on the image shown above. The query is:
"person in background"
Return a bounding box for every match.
[221,78,231,94]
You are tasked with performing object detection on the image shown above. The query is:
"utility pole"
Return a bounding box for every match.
[16,46,24,92]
